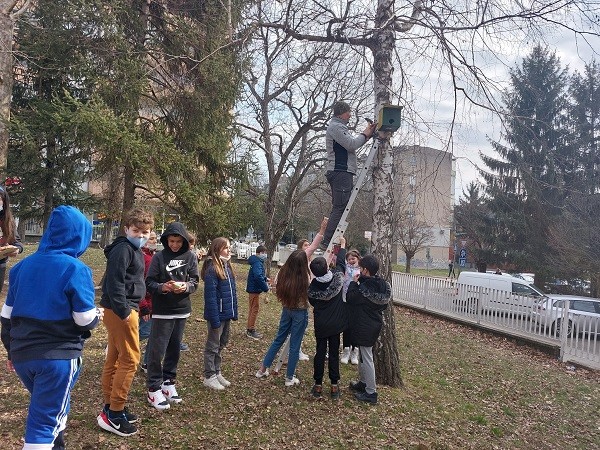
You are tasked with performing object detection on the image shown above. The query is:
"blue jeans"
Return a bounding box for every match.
[139,316,152,365]
[262,308,308,379]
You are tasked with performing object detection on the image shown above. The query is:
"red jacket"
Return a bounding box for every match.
[139,247,155,315]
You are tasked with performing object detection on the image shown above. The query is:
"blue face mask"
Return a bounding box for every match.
[258,254,267,261]
[127,235,149,249]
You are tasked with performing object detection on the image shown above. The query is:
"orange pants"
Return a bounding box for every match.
[247,293,260,330]
[101,308,140,411]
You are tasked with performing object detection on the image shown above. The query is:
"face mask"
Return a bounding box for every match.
[220,254,231,262]
[146,243,157,251]
[258,254,267,261]
[127,235,148,249]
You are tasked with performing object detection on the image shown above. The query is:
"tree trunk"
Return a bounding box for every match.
[0,12,13,178]
[371,0,403,388]
[405,255,412,273]
[119,165,136,233]
[42,136,56,229]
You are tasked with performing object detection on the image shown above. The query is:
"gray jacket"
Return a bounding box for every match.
[325,117,368,174]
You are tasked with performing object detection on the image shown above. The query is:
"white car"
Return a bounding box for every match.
[531,295,600,338]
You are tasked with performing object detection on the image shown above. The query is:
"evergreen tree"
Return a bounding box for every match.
[481,45,570,272]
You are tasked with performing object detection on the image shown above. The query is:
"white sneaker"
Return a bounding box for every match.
[148,389,170,410]
[298,350,309,361]
[341,347,351,364]
[216,373,231,387]
[255,368,269,379]
[203,375,225,390]
[350,348,359,365]
[162,380,183,403]
[284,376,300,387]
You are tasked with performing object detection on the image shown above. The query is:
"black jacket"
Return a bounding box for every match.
[346,274,391,347]
[100,236,145,320]
[308,248,348,339]
[146,222,199,317]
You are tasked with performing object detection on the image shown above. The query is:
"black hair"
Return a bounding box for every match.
[359,254,379,276]
[256,245,267,254]
[309,256,328,277]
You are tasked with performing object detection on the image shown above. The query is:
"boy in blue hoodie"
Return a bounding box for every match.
[145,222,199,410]
[1,205,102,450]
[246,245,269,340]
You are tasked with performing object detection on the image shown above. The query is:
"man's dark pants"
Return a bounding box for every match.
[323,170,354,246]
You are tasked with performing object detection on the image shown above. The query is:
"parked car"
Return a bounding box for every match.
[456,271,547,317]
[531,295,600,338]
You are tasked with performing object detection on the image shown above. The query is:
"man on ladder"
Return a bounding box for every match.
[320,101,377,251]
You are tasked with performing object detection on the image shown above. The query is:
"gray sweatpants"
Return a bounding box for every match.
[203,320,231,379]
[358,346,377,394]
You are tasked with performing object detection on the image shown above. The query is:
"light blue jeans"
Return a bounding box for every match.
[262,308,308,379]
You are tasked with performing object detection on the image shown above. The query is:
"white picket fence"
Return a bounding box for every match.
[391,272,600,370]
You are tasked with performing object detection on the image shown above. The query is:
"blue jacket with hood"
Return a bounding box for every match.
[0,205,99,362]
[246,254,269,294]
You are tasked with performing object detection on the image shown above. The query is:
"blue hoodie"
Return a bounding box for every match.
[0,205,99,362]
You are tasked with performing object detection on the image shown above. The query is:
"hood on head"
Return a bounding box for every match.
[160,222,190,254]
[39,205,92,257]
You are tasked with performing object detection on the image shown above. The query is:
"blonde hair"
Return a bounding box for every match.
[201,237,233,281]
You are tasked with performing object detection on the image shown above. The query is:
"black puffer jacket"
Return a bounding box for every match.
[346,274,391,347]
[308,249,348,339]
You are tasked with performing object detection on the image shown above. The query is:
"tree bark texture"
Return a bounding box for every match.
[0,13,13,178]
[371,0,403,388]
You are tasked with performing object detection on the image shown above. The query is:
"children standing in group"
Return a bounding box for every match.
[346,254,392,404]
[139,231,158,373]
[341,249,361,365]
[98,207,153,437]
[256,249,310,387]
[246,245,269,340]
[202,237,238,390]
[1,206,102,450]
[308,237,348,400]
[145,222,199,410]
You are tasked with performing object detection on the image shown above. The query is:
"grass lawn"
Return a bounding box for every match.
[0,246,598,449]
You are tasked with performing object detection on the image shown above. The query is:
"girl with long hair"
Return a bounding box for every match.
[201,237,238,390]
[0,186,23,292]
[255,249,310,386]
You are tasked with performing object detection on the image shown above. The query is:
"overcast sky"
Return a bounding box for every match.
[415,29,600,201]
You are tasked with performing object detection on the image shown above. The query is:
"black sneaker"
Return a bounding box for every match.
[103,405,138,423]
[330,384,340,400]
[141,363,147,373]
[349,380,367,393]
[310,384,323,399]
[246,329,263,340]
[97,410,138,437]
[354,391,378,404]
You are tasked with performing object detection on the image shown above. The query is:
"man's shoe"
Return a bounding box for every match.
[354,391,378,404]
[284,376,300,387]
[103,405,138,423]
[216,373,231,387]
[97,410,138,437]
[203,375,225,390]
[349,380,367,392]
[246,329,263,340]
[310,384,323,399]
[162,380,183,403]
[340,347,351,364]
[330,384,340,400]
[148,389,171,410]
[180,342,190,351]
